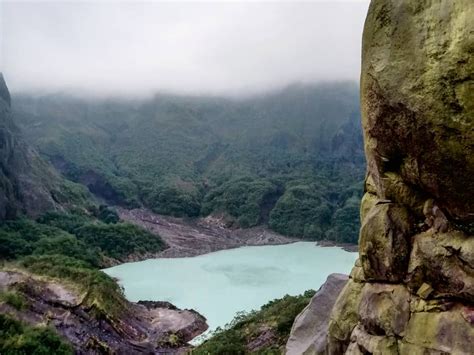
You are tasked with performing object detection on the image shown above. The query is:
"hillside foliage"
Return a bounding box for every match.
[0,314,73,355]
[13,82,364,242]
[0,208,166,267]
[14,82,364,243]
[194,290,316,354]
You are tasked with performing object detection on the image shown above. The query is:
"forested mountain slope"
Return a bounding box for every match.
[0,74,88,220]
[0,74,206,353]
[14,82,365,243]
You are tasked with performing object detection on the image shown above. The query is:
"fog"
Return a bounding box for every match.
[0,1,369,97]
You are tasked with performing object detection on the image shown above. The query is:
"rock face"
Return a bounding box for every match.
[288,1,474,354]
[0,270,208,354]
[286,274,349,355]
[360,0,474,223]
[0,73,86,220]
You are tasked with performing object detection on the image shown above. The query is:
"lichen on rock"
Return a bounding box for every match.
[288,0,474,353]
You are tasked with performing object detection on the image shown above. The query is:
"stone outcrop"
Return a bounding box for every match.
[0,270,208,354]
[286,274,349,355]
[288,1,474,354]
[0,73,87,220]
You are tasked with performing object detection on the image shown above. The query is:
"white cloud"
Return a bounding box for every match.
[1,1,370,96]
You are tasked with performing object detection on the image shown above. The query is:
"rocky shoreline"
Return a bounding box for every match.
[0,270,208,354]
[315,240,359,253]
[117,208,299,260]
[116,208,358,262]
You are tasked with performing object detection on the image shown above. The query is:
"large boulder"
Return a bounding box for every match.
[320,1,474,354]
[401,301,474,354]
[347,325,398,355]
[286,274,349,355]
[359,202,413,282]
[358,283,410,337]
[407,229,474,302]
[326,280,364,354]
[361,0,474,223]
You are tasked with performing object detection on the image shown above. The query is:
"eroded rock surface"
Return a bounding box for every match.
[287,1,474,354]
[118,207,295,259]
[286,274,348,355]
[0,270,208,354]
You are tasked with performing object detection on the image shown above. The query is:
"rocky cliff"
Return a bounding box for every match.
[0,74,88,219]
[0,270,208,354]
[289,1,474,354]
[286,274,349,355]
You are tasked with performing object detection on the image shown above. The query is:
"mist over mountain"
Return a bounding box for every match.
[0,74,88,219]
[14,81,365,243]
[2,1,369,96]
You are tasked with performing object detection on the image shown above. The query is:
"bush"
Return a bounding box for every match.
[325,196,361,243]
[269,183,332,239]
[0,314,73,355]
[37,212,166,262]
[18,255,127,318]
[0,291,27,310]
[0,219,101,267]
[36,212,91,234]
[194,290,316,354]
[144,183,202,217]
[202,177,279,227]
[91,205,120,224]
[32,234,100,266]
[74,222,165,260]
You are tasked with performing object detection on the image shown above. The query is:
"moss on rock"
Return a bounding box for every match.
[359,202,413,282]
[327,280,364,353]
[304,1,474,354]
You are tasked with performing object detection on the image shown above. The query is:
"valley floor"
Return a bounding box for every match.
[118,208,298,259]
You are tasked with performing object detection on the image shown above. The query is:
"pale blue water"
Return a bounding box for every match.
[103,242,357,338]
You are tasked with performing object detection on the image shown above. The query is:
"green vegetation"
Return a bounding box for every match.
[0,206,165,320]
[0,314,73,355]
[73,223,165,260]
[0,291,27,310]
[0,218,99,266]
[18,255,127,318]
[194,290,316,354]
[15,82,365,243]
[269,176,363,243]
[0,210,165,267]
[0,208,162,348]
[202,177,280,228]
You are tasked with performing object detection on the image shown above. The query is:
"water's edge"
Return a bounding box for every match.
[104,242,358,343]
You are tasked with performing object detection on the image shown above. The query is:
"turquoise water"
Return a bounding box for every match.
[103,242,357,338]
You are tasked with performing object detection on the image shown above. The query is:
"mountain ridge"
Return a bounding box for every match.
[0,74,89,220]
[14,81,365,243]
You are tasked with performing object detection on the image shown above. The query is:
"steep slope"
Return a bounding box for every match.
[0,265,207,354]
[0,74,88,220]
[293,1,474,354]
[0,76,210,353]
[194,288,318,354]
[14,82,365,243]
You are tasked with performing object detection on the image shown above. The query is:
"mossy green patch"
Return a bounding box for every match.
[0,314,73,355]
[194,290,316,354]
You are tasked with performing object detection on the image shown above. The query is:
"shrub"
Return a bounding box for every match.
[0,314,73,355]
[202,177,278,227]
[18,255,127,318]
[0,291,27,310]
[74,222,165,260]
[194,290,316,354]
[0,219,101,267]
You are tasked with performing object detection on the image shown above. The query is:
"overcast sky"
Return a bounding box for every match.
[0,1,370,96]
